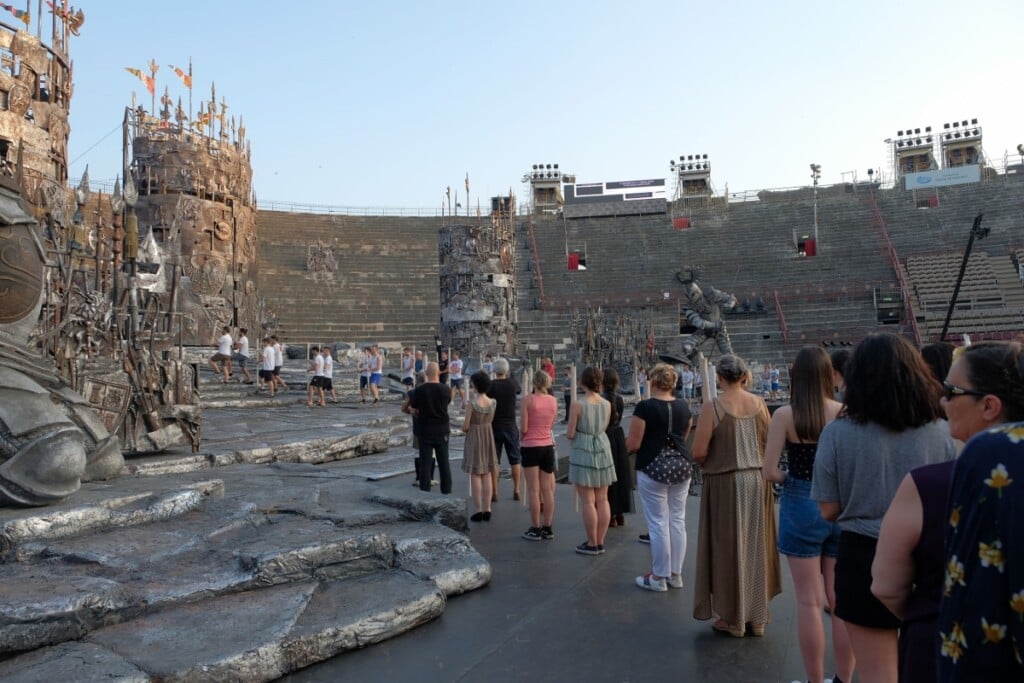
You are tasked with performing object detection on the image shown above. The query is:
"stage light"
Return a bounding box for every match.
[1017,144,1024,155]
[962,120,968,126]
[971,118,978,124]
[703,154,708,159]
[914,128,920,134]
[898,130,904,136]
[554,164,558,169]
[952,122,959,127]
[532,164,538,170]
[925,126,932,132]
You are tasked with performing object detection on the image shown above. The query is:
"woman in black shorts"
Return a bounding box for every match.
[520,370,558,541]
[811,334,955,683]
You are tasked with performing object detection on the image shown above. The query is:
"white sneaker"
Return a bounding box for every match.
[635,573,667,592]
[667,573,684,589]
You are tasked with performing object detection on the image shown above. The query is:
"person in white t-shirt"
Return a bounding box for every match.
[231,328,254,384]
[322,346,338,403]
[307,346,326,407]
[358,347,372,403]
[449,350,465,408]
[209,326,233,382]
[259,337,276,398]
[369,345,383,404]
[401,347,415,388]
[270,335,287,392]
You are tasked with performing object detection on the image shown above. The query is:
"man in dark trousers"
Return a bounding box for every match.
[487,357,522,501]
[406,361,453,494]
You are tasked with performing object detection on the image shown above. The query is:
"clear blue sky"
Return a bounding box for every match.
[63,0,1024,209]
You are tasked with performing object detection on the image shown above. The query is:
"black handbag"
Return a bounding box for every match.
[643,400,694,485]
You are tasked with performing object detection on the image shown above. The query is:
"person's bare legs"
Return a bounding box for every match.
[481,473,492,513]
[490,468,500,502]
[577,486,598,546]
[540,470,555,527]
[823,557,855,683]
[594,485,611,546]
[845,624,896,683]
[470,474,485,513]
[524,467,541,526]
[787,555,828,683]
[511,463,522,498]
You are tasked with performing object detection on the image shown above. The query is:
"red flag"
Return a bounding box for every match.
[169,64,192,89]
[124,67,154,95]
[3,2,30,24]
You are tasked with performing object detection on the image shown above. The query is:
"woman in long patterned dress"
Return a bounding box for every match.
[603,368,633,527]
[568,366,616,556]
[692,354,782,637]
[461,371,498,522]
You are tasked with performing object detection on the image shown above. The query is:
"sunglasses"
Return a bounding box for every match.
[942,380,988,401]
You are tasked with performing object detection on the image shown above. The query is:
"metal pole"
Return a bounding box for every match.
[940,212,986,341]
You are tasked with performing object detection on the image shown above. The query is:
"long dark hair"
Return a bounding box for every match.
[602,367,621,424]
[790,347,834,442]
[843,333,942,431]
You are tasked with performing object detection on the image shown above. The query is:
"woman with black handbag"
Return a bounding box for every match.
[626,363,693,592]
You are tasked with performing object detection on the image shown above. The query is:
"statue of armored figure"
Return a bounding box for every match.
[670,267,737,367]
[0,181,123,506]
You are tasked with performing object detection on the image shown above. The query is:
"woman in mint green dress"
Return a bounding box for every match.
[567,366,616,555]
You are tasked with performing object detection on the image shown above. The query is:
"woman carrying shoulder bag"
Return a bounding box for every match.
[626,363,693,592]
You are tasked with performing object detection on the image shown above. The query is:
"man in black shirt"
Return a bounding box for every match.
[487,357,522,501]
[407,362,453,494]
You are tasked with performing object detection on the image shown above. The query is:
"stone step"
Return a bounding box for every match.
[0,463,490,680]
[0,571,445,683]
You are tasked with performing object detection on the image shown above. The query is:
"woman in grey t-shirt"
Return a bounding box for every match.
[811,333,955,683]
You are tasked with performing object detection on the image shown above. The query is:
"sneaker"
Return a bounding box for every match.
[540,526,554,540]
[667,573,684,589]
[597,544,606,554]
[522,527,542,541]
[635,572,668,592]
[575,542,601,556]
[638,534,651,544]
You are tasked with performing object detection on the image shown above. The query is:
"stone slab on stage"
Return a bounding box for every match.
[0,457,490,680]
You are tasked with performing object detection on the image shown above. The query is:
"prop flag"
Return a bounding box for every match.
[1,3,29,25]
[169,64,192,89]
[124,67,155,96]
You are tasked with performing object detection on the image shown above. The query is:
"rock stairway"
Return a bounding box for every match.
[0,462,489,682]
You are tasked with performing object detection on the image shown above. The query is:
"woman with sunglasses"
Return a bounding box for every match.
[874,341,1024,681]
[812,333,955,683]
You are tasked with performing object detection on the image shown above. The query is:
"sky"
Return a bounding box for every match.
[57,0,1024,211]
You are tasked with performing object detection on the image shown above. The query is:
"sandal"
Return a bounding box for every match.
[712,620,745,638]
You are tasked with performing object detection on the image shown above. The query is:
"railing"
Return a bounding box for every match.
[525,216,546,308]
[773,290,788,342]
[866,190,922,346]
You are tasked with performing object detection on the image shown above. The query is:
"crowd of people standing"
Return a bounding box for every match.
[205,327,1024,680]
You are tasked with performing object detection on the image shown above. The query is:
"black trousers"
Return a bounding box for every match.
[417,434,451,494]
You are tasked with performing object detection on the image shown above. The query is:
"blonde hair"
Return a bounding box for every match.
[648,363,677,392]
[532,369,552,394]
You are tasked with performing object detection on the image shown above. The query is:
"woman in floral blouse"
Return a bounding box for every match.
[936,341,1024,681]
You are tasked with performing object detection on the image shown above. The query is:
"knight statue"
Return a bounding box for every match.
[0,180,122,506]
[667,266,737,367]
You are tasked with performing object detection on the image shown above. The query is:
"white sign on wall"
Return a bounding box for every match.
[904,165,981,190]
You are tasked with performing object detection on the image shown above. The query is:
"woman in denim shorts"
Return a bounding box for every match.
[763,347,852,683]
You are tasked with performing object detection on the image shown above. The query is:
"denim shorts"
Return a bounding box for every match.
[777,476,840,558]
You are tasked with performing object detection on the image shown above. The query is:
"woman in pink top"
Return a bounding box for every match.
[520,370,558,541]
